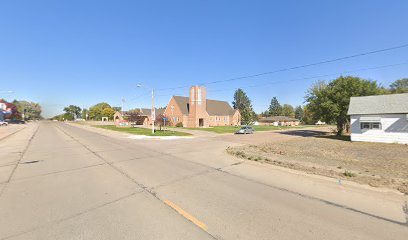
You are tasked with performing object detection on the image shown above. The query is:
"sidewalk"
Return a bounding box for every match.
[0,124,27,141]
[224,159,408,224]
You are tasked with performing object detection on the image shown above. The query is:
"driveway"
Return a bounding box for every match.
[216,127,332,144]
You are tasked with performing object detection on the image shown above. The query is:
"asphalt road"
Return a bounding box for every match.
[0,122,407,239]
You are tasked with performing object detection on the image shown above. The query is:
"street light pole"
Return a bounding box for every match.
[136,84,155,135]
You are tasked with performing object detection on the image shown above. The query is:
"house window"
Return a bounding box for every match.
[360,122,381,130]
[361,122,370,129]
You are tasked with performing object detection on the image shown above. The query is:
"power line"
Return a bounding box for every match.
[125,61,408,108]
[207,61,408,93]
[155,43,408,91]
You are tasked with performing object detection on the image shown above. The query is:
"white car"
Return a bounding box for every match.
[0,121,8,126]
[235,126,255,134]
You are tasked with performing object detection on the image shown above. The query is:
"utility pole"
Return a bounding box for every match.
[136,84,155,135]
[151,88,155,134]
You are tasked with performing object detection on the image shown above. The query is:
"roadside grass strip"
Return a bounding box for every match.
[93,125,192,137]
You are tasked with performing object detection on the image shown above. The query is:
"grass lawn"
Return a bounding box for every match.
[178,125,322,134]
[94,125,192,136]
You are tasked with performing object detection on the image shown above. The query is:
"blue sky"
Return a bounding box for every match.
[1,0,408,117]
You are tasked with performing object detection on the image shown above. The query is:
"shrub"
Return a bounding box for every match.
[343,170,355,177]
[175,122,183,127]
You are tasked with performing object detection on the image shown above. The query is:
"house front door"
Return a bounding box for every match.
[199,118,204,127]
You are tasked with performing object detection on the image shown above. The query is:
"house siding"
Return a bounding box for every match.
[350,114,408,144]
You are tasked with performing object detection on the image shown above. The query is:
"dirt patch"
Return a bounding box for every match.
[227,135,408,193]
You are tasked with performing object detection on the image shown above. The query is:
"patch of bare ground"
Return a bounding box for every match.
[227,135,408,194]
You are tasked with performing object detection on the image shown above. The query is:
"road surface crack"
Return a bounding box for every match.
[0,123,40,198]
[55,124,219,239]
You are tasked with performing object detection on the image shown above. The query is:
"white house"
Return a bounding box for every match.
[348,93,408,144]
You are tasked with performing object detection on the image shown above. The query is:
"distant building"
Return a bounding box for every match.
[114,108,165,126]
[163,86,241,128]
[348,93,408,144]
[258,116,300,126]
[0,99,18,121]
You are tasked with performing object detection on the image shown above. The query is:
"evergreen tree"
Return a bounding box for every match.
[232,88,256,125]
[294,106,304,121]
[268,97,282,116]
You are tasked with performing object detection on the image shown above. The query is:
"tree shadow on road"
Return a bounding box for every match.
[276,129,331,138]
[314,135,351,142]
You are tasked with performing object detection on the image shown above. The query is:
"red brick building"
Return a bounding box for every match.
[163,86,241,128]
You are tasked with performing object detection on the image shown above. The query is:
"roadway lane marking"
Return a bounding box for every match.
[164,199,208,231]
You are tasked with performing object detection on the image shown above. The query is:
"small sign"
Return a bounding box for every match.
[151,109,156,121]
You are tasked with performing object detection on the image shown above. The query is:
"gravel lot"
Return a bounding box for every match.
[227,135,408,193]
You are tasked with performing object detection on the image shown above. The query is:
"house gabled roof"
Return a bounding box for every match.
[206,99,236,115]
[348,93,408,115]
[172,96,237,116]
[137,108,166,116]
[173,96,190,115]
[121,107,166,117]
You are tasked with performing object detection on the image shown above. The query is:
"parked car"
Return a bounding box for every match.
[0,121,8,126]
[235,126,255,134]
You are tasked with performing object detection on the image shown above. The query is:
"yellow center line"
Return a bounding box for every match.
[163,199,208,231]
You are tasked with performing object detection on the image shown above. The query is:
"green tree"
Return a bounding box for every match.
[281,104,295,118]
[102,107,116,120]
[294,106,304,121]
[260,110,270,117]
[51,113,74,121]
[12,100,42,120]
[305,76,384,136]
[81,108,88,120]
[89,102,111,120]
[63,105,82,119]
[112,106,122,112]
[389,78,408,93]
[302,105,314,124]
[268,97,282,116]
[232,88,256,125]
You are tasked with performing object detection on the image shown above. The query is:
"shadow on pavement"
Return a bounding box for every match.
[276,129,329,138]
[314,134,351,142]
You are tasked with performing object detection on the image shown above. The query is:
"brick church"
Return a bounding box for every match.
[163,86,241,128]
